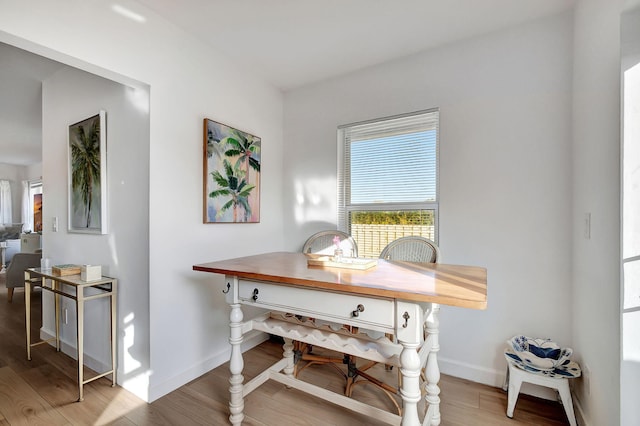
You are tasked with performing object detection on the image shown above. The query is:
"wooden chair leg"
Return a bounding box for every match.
[7,287,13,303]
[345,355,401,415]
[293,341,347,380]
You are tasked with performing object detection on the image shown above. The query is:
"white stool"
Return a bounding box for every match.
[503,356,579,426]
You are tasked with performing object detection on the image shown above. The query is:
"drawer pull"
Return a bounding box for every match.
[402,311,410,328]
[252,288,259,301]
[351,304,365,317]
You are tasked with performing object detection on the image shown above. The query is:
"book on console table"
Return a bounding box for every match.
[51,264,82,276]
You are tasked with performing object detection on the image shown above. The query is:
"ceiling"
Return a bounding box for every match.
[136,0,576,91]
[0,42,65,166]
[1,0,575,166]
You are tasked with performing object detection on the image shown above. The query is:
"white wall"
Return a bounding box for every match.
[0,0,284,402]
[41,65,151,396]
[284,11,574,389]
[572,1,624,425]
[23,163,42,181]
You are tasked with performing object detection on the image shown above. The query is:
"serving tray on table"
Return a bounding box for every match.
[306,255,378,270]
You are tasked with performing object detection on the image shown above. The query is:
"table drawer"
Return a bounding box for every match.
[238,280,395,330]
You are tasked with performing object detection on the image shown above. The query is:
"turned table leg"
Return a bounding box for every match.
[228,303,244,425]
[424,304,441,425]
[399,341,422,426]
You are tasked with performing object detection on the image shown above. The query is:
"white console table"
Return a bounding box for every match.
[194,252,487,425]
[24,267,117,402]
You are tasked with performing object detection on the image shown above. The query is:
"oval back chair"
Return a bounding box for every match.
[293,230,359,380]
[302,230,358,258]
[379,236,439,263]
[345,235,440,413]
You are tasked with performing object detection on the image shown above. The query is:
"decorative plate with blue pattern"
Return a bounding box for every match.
[507,335,574,371]
[504,349,581,378]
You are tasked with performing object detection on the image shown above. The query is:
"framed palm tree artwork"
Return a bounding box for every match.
[203,118,261,223]
[68,111,107,234]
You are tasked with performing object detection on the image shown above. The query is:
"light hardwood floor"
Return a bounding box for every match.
[0,284,571,425]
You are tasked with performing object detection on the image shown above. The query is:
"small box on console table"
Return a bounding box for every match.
[81,265,102,281]
[51,264,82,276]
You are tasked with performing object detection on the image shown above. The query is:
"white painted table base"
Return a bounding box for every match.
[224,278,440,426]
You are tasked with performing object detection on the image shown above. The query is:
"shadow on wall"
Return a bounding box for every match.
[294,177,336,225]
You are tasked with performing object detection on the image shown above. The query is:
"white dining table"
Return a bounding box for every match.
[194,252,487,425]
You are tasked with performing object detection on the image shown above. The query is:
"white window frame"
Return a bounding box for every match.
[337,109,439,246]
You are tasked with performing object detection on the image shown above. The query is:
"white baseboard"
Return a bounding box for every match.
[40,327,109,374]
[441,357,591,425]
[147,330,269,402]
[39,328,578,414]
[574,391,589,426]
[439,356,558,401]
[41,327,268,403]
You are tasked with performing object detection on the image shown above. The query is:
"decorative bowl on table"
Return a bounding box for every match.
[506,335,573,372]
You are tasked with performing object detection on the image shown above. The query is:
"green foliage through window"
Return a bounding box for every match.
[350,210,434,226]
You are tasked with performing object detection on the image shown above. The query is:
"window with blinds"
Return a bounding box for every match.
[337,109,439,257]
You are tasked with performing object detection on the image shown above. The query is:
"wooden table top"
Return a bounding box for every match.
[194,252,487,310]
